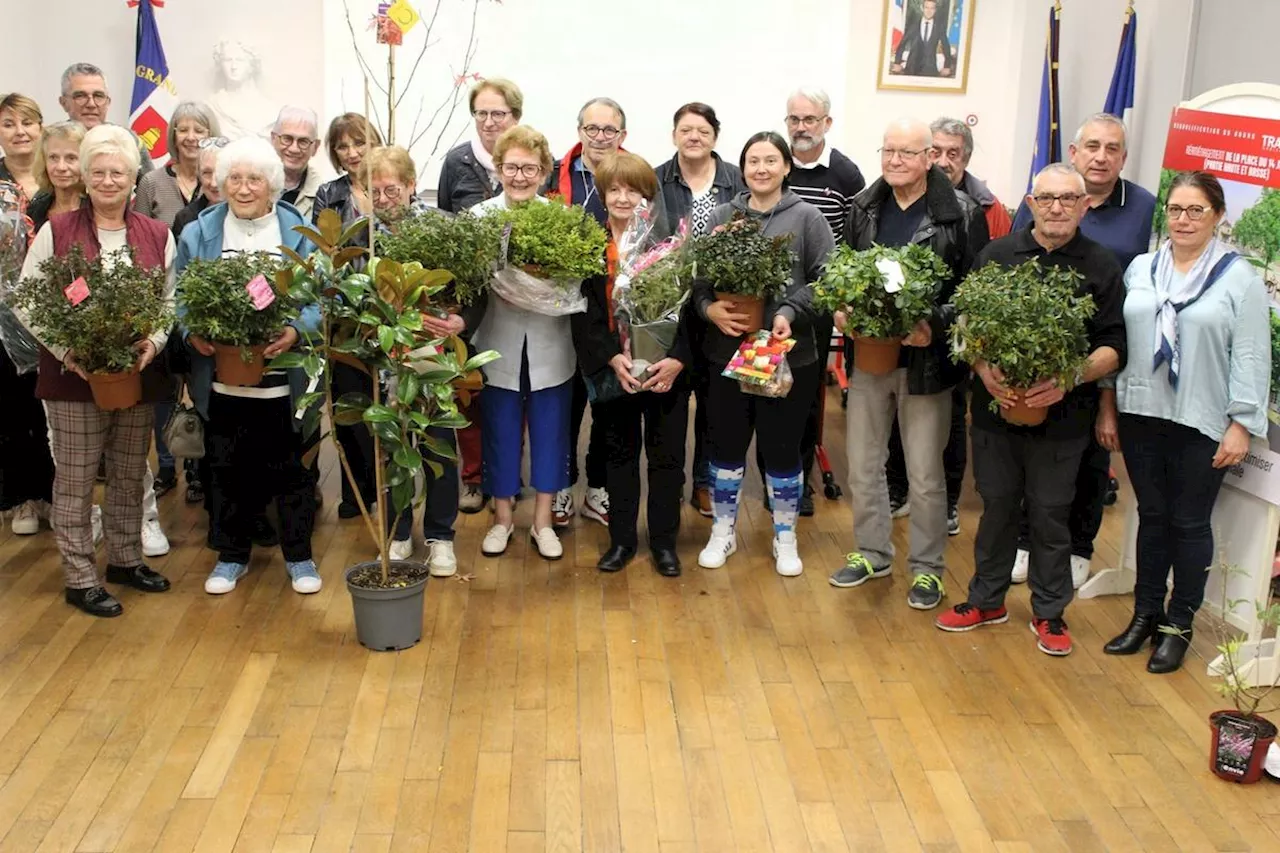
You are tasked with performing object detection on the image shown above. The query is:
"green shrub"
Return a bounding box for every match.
[177,251,299,360]
[812,243,949,338]
[689,215,793,300]
[626,247,693,323]
[376,210,502,307]
[487,199,606,281]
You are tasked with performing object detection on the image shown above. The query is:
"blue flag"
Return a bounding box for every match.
[1103,7,1137,121]
[1027,2,1062,192]
[129,0,176,165]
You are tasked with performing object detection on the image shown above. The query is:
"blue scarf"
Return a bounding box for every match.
[1150,237,1238,387]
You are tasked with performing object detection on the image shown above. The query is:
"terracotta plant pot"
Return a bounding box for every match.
[853,337,902,376]
[346,561,430,651]
[212,342,269,387]
[1209,710,1277,784]
[86,370,142,411]
[1000,395,1050,427]
[714,291,765,334]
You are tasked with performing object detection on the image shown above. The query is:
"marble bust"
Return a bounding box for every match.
[207,41,277,141]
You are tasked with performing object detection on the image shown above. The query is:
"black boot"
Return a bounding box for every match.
[1103,612,1162,655]
[1147,625,1192,674]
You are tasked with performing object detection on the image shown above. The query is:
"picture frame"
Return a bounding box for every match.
[877,0,977,94]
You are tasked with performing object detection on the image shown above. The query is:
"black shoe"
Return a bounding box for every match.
[338,500,363,519]
[185,478,204,504]
[597,545,636,573]
[96,458,107,483]
[154,466,178,496]
[799,483,815,517]
[252,516,279,548]
[65,585,123,617]
[947,504,960,536]
[105,563,171,593]
[1104,611,1162,655]
[1147,625,1191,674]
[652,547,682,577]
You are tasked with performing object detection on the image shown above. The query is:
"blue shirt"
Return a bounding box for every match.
[1114,253,1271,442]
[1013,178,1157,270]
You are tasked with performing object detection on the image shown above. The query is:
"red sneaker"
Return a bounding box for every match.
[1030,618,1073,656]
[935,602,1009,632]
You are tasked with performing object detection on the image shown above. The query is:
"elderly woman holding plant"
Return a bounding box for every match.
[573,152,692,576]
[1097,171,1271,674]
[692,130,834,577]
[176,136,322,597]
[16,123,176,618]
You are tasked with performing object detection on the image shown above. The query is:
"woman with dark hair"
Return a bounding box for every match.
[1097,171,1271,673]
[313,113,384,220]
[692,131,833,577]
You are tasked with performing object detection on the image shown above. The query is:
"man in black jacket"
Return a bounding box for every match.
[934,163,1126,657]
[828,118,987,610]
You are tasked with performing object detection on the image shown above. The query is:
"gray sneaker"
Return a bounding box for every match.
[907,574,945,610]
[829,552,891,588]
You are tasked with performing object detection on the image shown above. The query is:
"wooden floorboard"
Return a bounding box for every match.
[2,383,1279,852]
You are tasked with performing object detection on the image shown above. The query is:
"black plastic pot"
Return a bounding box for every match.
[345,561,429,651]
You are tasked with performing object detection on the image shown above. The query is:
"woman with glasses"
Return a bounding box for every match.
[134,102,220,228]
[439,78,521,213]
[17,124,177,617]
[177,136,322,597]
[314,113,384,221]
[1097,171,1271,674]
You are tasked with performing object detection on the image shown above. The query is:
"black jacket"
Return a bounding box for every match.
[843,166,989,394]
[654,153,745,235]
[172,194,211,241]
[573,265,694,380]
[314,174,353,223]
[437,141,497,213]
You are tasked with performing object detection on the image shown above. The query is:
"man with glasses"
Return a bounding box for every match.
[58,63,154,177]
[1009,113,1157,587]
[270,106,323,220]
[545,97,628,227]
[935,163,1125,657]
[829,118,987,611]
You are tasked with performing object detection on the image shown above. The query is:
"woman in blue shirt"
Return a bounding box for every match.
[1096,171,1271,674]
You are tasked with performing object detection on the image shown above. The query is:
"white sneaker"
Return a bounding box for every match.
[11,501,39,535]
[772,532,803,577]
[1011,548,1029,584]
[458,484,486,514]
[1071,555,1091,589]
[426,539,457,577]
[389,537,414,562]
[482,523,514,556]
[582,487,610,527]
[530,526,563,560]
[91,504,103,547]
[552,489,575,528]
[142,517,170,557]
[698,520,737,569]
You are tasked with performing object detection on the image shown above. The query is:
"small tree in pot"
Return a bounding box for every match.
[688,215,792,333]
[812,243,949,375]
[950,259,1095,426]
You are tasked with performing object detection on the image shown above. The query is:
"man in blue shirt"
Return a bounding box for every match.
[1009,113,1157,587]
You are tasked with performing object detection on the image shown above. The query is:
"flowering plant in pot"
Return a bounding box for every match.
[481,199,605,316]
[950,259,1095,426]
[276,209,500,651]
[176,251,300,387]
[11,244,171,410]
[812,243,949,375]
[689,215,792,333]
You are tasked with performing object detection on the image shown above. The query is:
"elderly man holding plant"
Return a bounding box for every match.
[936,162,1127,657]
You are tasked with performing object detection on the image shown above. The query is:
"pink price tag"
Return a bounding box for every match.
[63,276,90,306]
[246,274,276,311]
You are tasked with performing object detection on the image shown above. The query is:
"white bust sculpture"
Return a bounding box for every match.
[207,41,277,141]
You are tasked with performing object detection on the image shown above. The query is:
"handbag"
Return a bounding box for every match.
[162,380,205,459]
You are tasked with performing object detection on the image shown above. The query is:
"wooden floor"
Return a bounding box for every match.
[2,385,1279,853]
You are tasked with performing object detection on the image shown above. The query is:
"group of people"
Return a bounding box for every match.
[0,67,1270,674]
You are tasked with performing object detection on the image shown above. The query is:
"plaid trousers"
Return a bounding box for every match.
[45,400,152,589]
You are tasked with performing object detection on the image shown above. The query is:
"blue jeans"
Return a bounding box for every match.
[480,349,572,498]
[153,401,175,470]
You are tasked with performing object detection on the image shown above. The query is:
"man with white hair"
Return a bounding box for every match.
[58,62,154,176]
[270,106,324,220]
[936,162,1126,657]
[830,117,987,610]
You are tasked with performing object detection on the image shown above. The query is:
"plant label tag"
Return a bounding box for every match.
[875,258,905,294]
[246,275,275,311]
[64,277,90,306]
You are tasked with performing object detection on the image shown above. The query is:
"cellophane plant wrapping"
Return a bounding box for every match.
[177,251,299,361]
[0,182,38,372]
[12,244,171,374]
[613,202,692,370]
[812,243,949,338]
[483,199,603,315]
[951,259,1095,407]
[689,214,793,300]
[376,209,502,307]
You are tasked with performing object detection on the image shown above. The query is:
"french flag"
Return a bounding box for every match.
[128,0,177,167]
[890,0,906,53]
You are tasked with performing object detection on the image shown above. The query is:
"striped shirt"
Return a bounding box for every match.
[787,145,866,238]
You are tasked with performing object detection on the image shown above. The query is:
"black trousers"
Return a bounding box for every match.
[969,427,1088,620]
[756,324,833,490]
[332,362,377,507]
[0,348,54,511]
[1013,433,1110,558]
[390,425,460,542]
[569,369,608,489]
[710,362,821,476]
[886,382,968,508]
[595,383,689,550]
[207,393,315,564]
[1119,414,1229,628]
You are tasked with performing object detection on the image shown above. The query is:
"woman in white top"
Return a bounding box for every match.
[470,126,573,560]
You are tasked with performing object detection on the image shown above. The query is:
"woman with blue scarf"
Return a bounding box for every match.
[1096,171,1271,674]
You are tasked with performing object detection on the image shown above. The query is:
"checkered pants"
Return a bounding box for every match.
[44,400,153,589]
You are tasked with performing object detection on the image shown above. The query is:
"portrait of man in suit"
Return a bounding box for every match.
[878,0,974,93]
[891,0,955,77]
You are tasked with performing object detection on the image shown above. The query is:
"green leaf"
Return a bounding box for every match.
[393,446,423,470]
[462,350,502,372]
[268,352,306,369]
[332,409,365,426]
[421,434,457,462]
[363,404,398,423]
[390,478,415,516]
[397,373,420,406]
[378,325,396,353]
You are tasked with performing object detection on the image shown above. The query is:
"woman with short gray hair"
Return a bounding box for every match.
[134,101,220,227]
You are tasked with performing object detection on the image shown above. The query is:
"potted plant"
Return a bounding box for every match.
[612,207,692,375]
[376,208,503,310]
[12,244,171,410]
[276,209,499,651]
[950,259,1095,426]
[482,199,605,316]
[812,243,950,375]
[689,215,792,333]
[176,251,299,386]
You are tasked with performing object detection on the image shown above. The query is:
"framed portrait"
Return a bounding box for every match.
[877,0,977,94]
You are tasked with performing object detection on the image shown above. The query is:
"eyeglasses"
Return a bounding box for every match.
[198,136,230,150]
[500,163,542,178]
[785,114,827,128]
[1165,204,1209,221]
[371,185,406,202]
[272,133,316,151]
[88,169,129,184]
[1032,192,1084,209]
[879,147,930,161]
[473,109,511,123]
[69,91,109,106]
[225,173,267,190]
[581,124,621,141]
